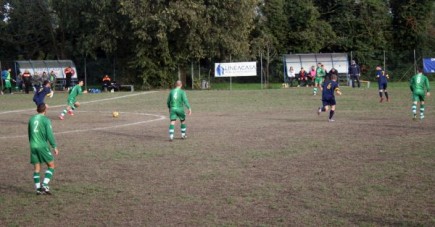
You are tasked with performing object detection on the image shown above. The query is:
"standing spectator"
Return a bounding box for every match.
[64,66,74,91]
[317,74,342,122]
[376,66,389,102]
[308,65,316,87]
[22,70,33,94]
[409,69,430,120]
[28,104,59,195]
[328,67,338,81]
[102,74,111,91]
[349,60,361,88]
[313,63,326,96]
[49,71,57,89]
[287,66,296,87]
[298,67,308,87]
[167,80,192,141]
[2,68,14,94]
[1,68,7,94]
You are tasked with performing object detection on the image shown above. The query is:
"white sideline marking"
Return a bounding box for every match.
[0,91,167,139]
[0,91,159,115]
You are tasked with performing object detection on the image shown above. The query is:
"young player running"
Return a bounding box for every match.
[28,104,59,195]
[409,69,430,120]
[376,66,389,102]
[313,63,326,95]
[318,74,342,122]
[33,80,54,107]
[59,79,87,120]
[167,80,191,141]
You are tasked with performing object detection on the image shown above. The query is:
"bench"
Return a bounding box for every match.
[360,80,371,88]
[120,85,134,92]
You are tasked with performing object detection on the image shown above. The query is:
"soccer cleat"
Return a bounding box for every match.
[317,107,321,116]
[67,110,74,116]
[412,114,417,120]
[41,186,51,195]
[36,188,45,195]
[181,135,187,139]
[328,119,335,122]
[59,115,64,120]
[420,115,425,120]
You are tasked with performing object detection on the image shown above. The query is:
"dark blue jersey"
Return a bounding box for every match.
[33,86,52,105]
[376,70,388,84]
[322,80,339,100]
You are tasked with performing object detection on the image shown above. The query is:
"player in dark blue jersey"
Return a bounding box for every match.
[33,80,53,107]
[317,74,342,122]
[376,66,389,102]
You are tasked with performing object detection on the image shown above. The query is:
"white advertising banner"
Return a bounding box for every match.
[215,62,257,77]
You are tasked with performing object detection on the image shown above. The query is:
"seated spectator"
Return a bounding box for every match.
[298,67,308,87]
[307,65,316,87]
[102,74,111,91]
[287,66,296,87]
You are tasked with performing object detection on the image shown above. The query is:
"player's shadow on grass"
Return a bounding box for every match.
[99,130,162,140]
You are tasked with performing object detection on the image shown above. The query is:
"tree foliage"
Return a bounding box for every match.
[0,0,434,88]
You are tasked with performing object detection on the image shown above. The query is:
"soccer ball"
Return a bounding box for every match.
[112,111,119,118]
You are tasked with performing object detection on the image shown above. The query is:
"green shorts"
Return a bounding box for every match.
[30,146,54,164]
[169,108,186,121]
[412,92,425,102]
[314,77,323,84]
[67,98,76,108]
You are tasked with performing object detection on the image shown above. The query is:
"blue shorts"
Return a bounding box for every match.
[378,82,387,90]
[322,98,336,107]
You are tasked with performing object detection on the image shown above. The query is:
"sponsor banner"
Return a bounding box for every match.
[423,58,435,73]
[215,62,257,77]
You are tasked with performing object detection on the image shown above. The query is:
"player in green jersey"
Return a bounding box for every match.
[59,79,87,120]
[313,63,326,95]
[167,80,191,141]
[410,69,430,120]
[28,104,59,195]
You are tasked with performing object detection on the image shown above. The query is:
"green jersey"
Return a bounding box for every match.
[167,88,191,110]
[410,73,430,94]
[68,84,83,101]
[28,114,57,149]
[316,67,326,78]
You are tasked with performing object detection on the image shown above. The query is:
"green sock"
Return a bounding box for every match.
[420,104,425,118]
[313,87,317,94]
[61,109,67,116]
[33,172,40,189]
[43,168,54,186]
[412,104,417,114]
[181,124,187,136]
[169,125,175,139]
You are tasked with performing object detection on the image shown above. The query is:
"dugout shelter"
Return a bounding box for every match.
[283,53,349,84]
[15,60,77,90]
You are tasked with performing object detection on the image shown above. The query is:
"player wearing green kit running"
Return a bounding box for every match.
[313,63,326,95]
[28,104,59,195]
[167,80,191,141]
[410,69,430,120]
[59,80,87,120]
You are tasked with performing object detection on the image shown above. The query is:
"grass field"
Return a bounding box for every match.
[0,83,434,226]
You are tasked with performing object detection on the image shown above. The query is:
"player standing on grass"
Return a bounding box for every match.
[167,80,191,141]
[410,69,430,120]
[318,74,342,122]
[376,66,389,102]
[28,104,59,195]
[59,79,87,120]
[313,63,326,96]
[33,80,54,107]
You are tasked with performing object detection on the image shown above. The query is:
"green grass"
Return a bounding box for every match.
[0,83,434,226]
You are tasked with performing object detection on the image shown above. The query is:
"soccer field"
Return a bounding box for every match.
[0,84,434,226]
